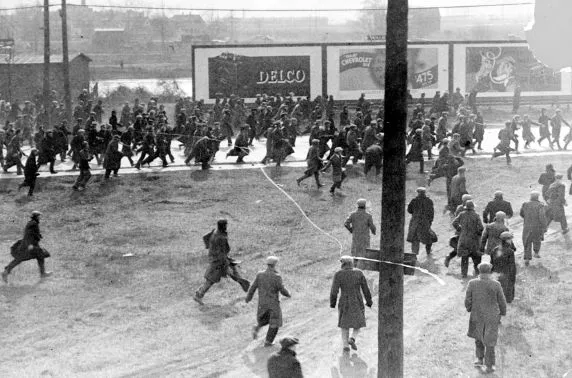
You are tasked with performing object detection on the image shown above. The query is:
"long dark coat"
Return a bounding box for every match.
[304,145,322,175]
[245,267,291,327]
[520,200,546,245]
[267,349,303,378]
[22,154,39,185]
[465,276,507,346]
[330,266,372,329]
[452,209,483,257]
[406,133,424,162]
[491,241,516,303]
[203,230,231,283]
[103,139,122,170]
[545,182,567,222]
[11,218,49,261]
[482,199,514,224]
[406,194,435,245]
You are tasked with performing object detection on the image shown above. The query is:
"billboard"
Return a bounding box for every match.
[193,45,322,103]
[208,52,310,98]
[454,43,572,97]
[327,44,449,101]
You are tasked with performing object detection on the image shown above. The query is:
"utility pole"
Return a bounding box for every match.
[379,0,408,377]
[61,0,72,125]
[43,0,51,128]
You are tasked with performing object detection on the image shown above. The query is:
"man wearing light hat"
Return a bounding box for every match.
[491,231,517,303]
[407,187,436,255]
[482,191,514,224]
[545,173,569,234]
[2,211,52,283]
[246,256,291,347]
[344,199,376,257]
[465,262,506,374]
[330,255,373,352]
[267,336,303,378]
[520,191,547,265]
[322,146,346,195]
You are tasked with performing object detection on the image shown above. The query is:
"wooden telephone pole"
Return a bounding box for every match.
[61,0,72,125]
[379,0,408,377]
[43,0,51,128]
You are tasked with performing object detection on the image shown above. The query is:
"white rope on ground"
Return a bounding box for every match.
[259,166,344,255]
[259,166,447,285]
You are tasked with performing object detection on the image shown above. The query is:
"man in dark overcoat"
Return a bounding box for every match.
[18,149,40,196]
[520,191,547,265]
[37,130,58,174]
[364,139,383,176]
[226,125,250,164]
[545,174,569,233]
[538,164,556,202]
[491,232,517,304]
[407,187,435,256]
[452,200,484,278]
[482,191,513,224]
[296,139,323,188]
[246,256,291,347]
[2,211,52,283]
[406,129,424,173]
[72,142,93,191]
[330,255,372,353]
[322,147,346,195]
[103,134,123,179]
[267,337,303,378]
[193,219,250,305]
[464,262,507,374]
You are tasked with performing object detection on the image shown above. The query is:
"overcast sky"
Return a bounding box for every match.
[0,0,535,23]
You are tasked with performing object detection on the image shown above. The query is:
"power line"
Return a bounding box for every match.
[0,2,535,12]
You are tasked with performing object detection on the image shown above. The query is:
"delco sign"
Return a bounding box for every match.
[209,54,311,98]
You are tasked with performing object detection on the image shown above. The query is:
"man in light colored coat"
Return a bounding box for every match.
[465,262,507,374]
[344,199,376,257]
[330,255,373,353]
[246,256,291,347]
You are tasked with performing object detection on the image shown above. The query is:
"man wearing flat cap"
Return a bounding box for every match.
[322,147,346,195]
[194,219,250,305]
[465,262,507,374]
[452,200,484,278]
[267,336,303,378]
[344,199,376,257]
[364,137,383,176]
[297,139,323,188]
[449,166,468,213]
[246,256,291,347]
[330,256,373,352]
[482,191,513,224]
[407,187,436,256]
[103,134,123,179]
[520,191,547,265]
[545,174,569,234]
[2,211,52,283]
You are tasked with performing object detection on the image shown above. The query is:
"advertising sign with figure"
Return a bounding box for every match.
[327,44,449,100]
[454,42,572,97]
[465,45,562,93]
[193,45,322,103]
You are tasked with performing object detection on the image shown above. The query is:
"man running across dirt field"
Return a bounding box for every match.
[193,219,250,305]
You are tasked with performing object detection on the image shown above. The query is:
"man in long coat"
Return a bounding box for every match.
[520,191,547,265]
[449,166,468,213]
[465,262,507,374]
[193,219,250,305]
[296,139,323,188]
[538,164,556,202]
[482,191,513,224]
[545,174,569,233]
[246,256,291,347]
[407,187,435,256]
[364,140,383,176]
[452,201,484,278]
[491,232,517,304]
[330,255,372,352]
[18,149,40,196]
[344,199,376,257]
[2,211,52,283]
[103,134,123,179]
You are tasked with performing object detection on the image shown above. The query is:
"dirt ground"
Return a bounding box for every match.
[1,155,572,378]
